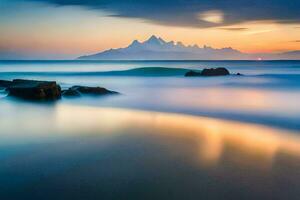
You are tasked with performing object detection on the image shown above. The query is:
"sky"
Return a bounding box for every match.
[0,0,300,59]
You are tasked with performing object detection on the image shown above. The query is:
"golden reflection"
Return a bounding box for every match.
[55,105,300,168]
[161,87,300,115]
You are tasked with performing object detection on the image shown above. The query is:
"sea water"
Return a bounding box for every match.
[0,60,300,199]
[1,60,299,130]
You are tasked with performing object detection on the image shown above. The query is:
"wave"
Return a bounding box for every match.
[0,67,194,77]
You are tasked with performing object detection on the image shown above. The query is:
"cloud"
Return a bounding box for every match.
[219,27,249,31]
[22,0,300,28]
[198,10,224,24]
[291,40,300,42]
[244,29,274,35]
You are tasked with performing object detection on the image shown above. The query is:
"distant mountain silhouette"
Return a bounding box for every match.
[78,35,300,60]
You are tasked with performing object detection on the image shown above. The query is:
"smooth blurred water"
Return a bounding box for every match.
[0,103,300,199]
[1,60,299,130]
[1,60,300,74]
[1,60,300,199]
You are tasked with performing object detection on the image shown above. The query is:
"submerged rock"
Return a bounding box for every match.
[62,88,81,97]
[7,79,61,100]
[201,67,230,76]
[62,85,118,97]
[184,71,202,77]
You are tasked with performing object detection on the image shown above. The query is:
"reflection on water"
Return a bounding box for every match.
[1,60,300,131]
[1,103,300,199]
[160,87,300,115]
[56,105,300,163]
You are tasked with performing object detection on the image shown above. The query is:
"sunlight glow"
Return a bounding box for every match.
[199,10,224,24]
[55,105,300,167]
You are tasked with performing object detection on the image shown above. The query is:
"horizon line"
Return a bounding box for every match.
[1,59,300,62]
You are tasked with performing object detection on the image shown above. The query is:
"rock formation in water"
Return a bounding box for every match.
[62,86,118,97]
[185,67,231,77]
[0,79,118,101]
[184,71,202,77]
[184,67,245,77]
[201,67,230,76]
[5,79,61,100]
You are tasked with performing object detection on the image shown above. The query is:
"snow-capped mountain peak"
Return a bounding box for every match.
[143,35,166,46]
[77,35,261,60]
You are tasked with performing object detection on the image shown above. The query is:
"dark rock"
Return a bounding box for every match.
[0,80,13,88]
[237,73,243,76]
[184,70,202,77]
[7,79,61,100]
[201,67,230,76]
[185,68,231,77]
[62,85,118,97]
[2,79,118,100]
[62,88,81,97]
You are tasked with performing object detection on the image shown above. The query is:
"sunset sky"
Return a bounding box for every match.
[1,0,300,59]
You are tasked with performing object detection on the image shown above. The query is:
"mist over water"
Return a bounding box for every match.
[1,60,299,130]
[0,60,300,199]
[1,103,300,199]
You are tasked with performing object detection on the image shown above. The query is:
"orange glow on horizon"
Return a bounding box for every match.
[1,6,300,56]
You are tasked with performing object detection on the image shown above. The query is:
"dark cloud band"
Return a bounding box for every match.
[24,0,300,28]
[219,28,248,31]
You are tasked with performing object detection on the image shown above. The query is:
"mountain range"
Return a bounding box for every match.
[78,35,300,60]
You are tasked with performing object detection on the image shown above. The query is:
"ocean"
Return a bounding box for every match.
[1,60,300,130]
[0,60,300,199]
